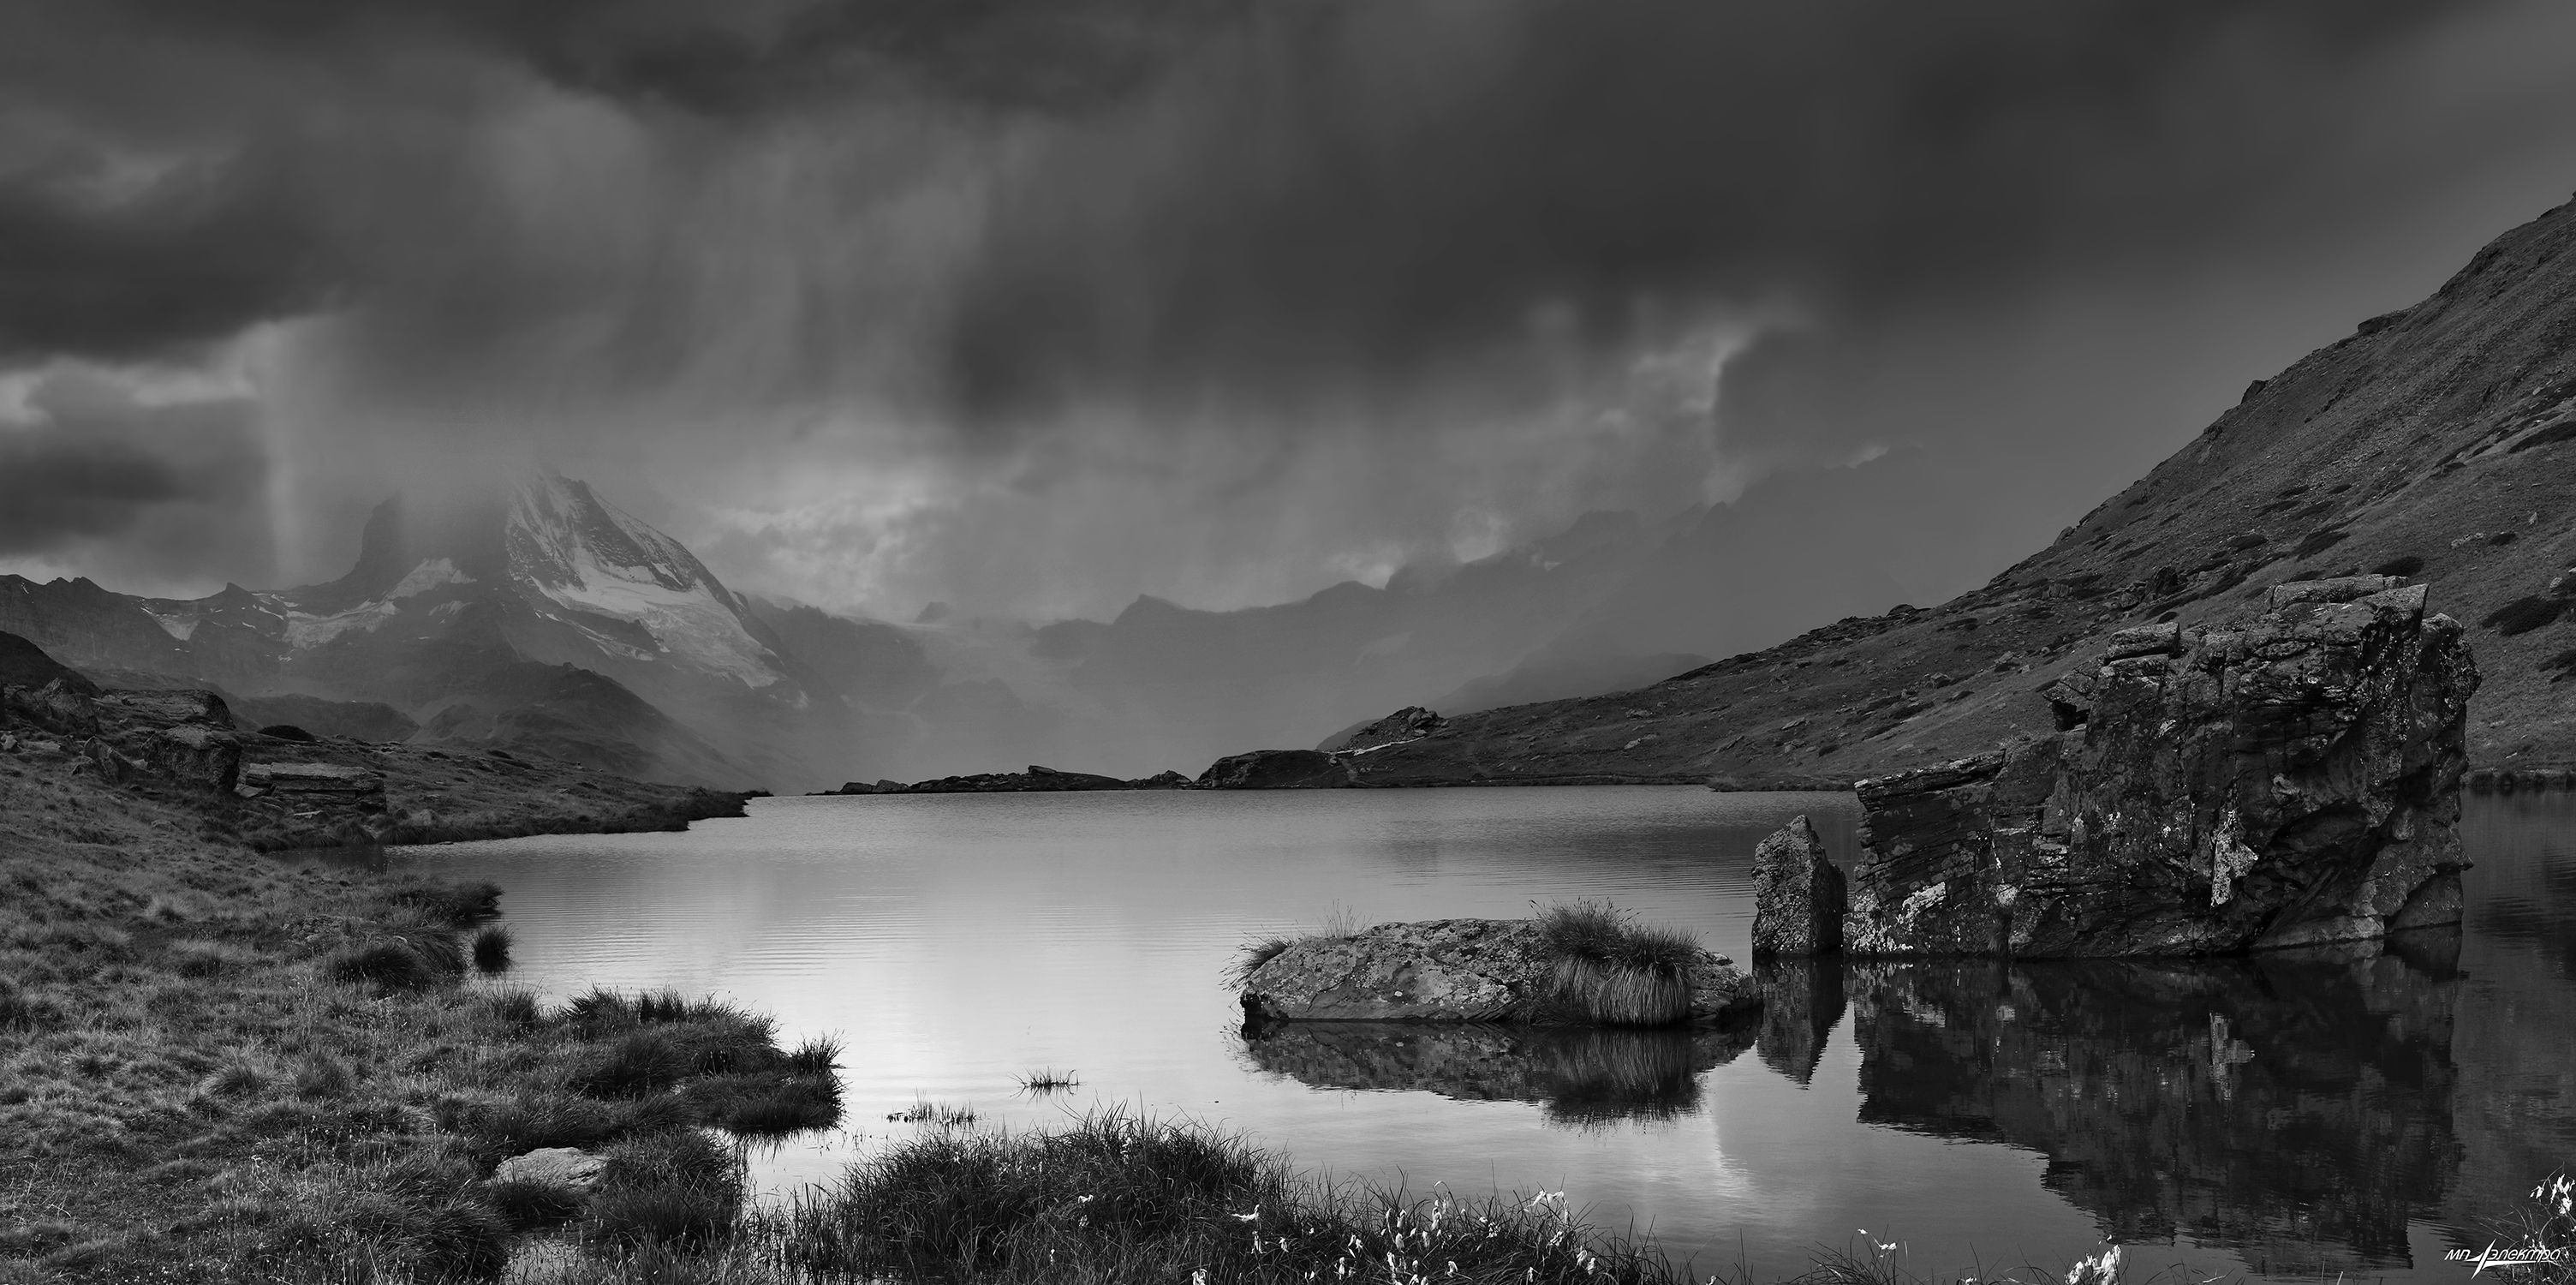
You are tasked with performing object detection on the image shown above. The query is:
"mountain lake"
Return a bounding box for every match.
[304,786,2576,1283]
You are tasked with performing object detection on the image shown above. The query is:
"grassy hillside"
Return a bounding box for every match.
[1362,190,2576,786]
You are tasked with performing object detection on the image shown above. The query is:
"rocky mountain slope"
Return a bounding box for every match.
[1361,189,2576,786]
[0,475,817,789]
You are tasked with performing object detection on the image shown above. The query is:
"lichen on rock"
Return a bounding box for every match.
[1236,917,1758,1027]
[1842,577,2477,957]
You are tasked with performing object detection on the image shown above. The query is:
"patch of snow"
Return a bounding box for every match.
[387,558,472,600]
[285,601,401,648]
[145,611,197,641]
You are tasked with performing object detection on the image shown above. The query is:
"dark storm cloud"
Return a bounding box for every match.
[113,0,1221,114]
[0,0,1218,367]
[0,430,188,549]
[6,0,2573,618]
[937,0,2464,428]
[0,380,271,582]
[0,0,2494,414]
[0,152,330,362]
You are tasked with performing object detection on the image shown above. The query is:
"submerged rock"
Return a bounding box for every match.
[1845,578,2477,957]
[1751,814,1846,957]
[1237,917,1757,1026]
[1199,748,1355,789]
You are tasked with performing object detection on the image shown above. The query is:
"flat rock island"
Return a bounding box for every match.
[1237,915,1760,1027]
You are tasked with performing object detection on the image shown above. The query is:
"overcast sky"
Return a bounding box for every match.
[6,0,2576,615]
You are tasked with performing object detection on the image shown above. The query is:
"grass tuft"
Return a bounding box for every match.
[584,1130,742,1249]
[1016,1067,1079,1094]
[293,1053,355,1099]
[0,976,61,1030]
[785,1033,845,1076]
[325,931,468,989]
[1538,956,1695,1027]
[471,923,512,972]
[478,986,544,1026]
[388,879,504,928]
[707,1078,844,1135]
[886,1099,978,1126]
[1527,900,1703,1026]
[485,1176,586,1232]
[1535,899,1702,974]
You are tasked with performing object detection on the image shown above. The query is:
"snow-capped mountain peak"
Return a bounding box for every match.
[503,473,786,689]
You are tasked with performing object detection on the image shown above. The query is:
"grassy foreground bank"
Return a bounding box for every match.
[0,756,838,1282]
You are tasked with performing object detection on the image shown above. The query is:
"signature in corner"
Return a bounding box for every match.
[2445,1243,2572,1276]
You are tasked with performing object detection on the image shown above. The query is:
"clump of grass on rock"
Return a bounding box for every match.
[1227,902,1374,987]
[1533,900,1702,1026]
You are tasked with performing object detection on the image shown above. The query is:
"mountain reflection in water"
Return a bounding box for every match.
[1831,936,2460,1277]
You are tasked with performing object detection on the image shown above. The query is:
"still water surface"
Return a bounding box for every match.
[395,787,2576,1282]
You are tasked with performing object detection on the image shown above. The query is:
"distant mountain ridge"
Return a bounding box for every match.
[9,467,1898,786]
[1358,188,2576,786]
[0,474,809,788]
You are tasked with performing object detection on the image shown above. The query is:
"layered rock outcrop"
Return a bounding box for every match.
[1237,918,1758,1026]
[1844,577,2476,956]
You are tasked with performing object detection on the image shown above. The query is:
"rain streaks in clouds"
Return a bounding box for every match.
[5,0,2576,619]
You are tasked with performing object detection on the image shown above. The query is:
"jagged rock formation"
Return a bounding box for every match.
[1751,814,1845,957]
[1240,1020,1756,1127]
[1352,192,2576,786]
[1316,706,1446,755]
[1844,577,2475,956]
[1237,918,1758,1026]
[1198,749,1355,789]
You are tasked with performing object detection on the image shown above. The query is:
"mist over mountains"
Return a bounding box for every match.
[0,460,1923,788]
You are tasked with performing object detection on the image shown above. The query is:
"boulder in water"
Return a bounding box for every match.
[1751,814,1846,957]
[1237,917,1756,1026]
[1845,578,2476,957]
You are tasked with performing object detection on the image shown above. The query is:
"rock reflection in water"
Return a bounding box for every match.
[1846,933,2461,1276]
[1240,1020,1757,1129]
[1754,957,1847,1085]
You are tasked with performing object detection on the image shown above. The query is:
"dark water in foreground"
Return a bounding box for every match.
[385,788,2576,1282]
